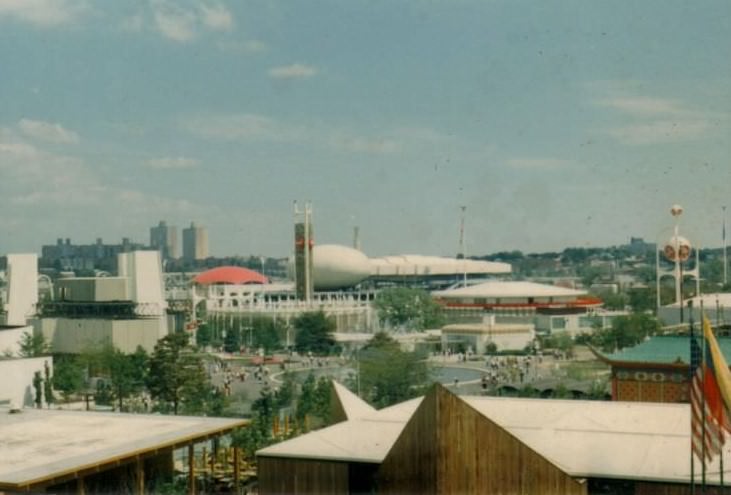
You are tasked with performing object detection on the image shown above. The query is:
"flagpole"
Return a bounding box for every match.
[699,300,707,493]
[723,205,727,287]
[716,297,726,491]
[690,300,697,494]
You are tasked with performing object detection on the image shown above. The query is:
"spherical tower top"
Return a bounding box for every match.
[670,204,683,217]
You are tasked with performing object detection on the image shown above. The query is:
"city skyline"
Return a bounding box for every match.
[1,1,729,258]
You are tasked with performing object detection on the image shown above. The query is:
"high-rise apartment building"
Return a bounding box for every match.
[182,222,209,261]
[150,221,178,260]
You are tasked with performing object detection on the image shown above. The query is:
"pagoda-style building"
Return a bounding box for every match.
[594,335,731,403]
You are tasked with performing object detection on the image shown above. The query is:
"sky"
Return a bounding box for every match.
[0,0,729,258]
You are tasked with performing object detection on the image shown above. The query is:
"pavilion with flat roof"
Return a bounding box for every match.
[0,407,247,494]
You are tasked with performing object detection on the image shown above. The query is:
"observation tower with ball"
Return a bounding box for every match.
[656,204,700,323]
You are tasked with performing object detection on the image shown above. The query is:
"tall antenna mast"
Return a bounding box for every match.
[459,206,467,285]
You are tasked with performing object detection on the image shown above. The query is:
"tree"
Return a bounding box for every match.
[294,311,336,355]
[628,288,656,314]
[232,385,276,458]
[18,331,49,357]
[195,323,212,348]
[592,313,661,352]
[358,332,430,408]
[107,347,146,411]
[223,326,241,353]
[374,288,444,330]
[275,372,296,410]
[147,332,211,415]
[53,355,86,402]
[601,292,629,311]
[295,373,317,423]
[252,318,284,354]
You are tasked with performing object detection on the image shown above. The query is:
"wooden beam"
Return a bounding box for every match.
[135,457,144,495]
[78,475,86,495]
[188,444,195,495]
[233,447,241,487]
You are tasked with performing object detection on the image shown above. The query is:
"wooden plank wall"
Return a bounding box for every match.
[257,456,349,495]
[379,385,587,495]
[378,389,438,494]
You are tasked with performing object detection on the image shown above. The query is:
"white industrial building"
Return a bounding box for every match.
[34,251,169,354]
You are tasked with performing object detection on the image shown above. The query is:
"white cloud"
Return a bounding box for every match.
[506,158,570,169]
[330,136,400,154]
[0,0,88,27]
[596,97,687,117]
[200,2,232,31]
[0,128,209,240]
[268,63,317,79]
[120,13,144,32]
[148,0,235,43]
[145,156,199,169]
[217,40,268,54]
[151,0,197,42]
[608,119,711,146]
[591,87,724,146]
[182,113,400,154]
[18,118,80,144]
[183,114,286,141]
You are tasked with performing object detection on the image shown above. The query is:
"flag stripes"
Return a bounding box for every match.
[690,317,731,466]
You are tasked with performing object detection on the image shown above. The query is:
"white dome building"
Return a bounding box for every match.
[312,244,371,290]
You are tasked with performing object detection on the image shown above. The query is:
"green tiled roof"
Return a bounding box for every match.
[604,335,731,365]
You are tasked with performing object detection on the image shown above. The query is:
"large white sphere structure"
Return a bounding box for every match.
[663,235,692,262]
[312,244,371,290]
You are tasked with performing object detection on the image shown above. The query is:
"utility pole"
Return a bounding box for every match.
[459,206,467,285]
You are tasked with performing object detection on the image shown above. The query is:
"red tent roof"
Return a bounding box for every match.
[193,266,269,285]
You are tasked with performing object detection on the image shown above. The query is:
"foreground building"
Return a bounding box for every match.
[0,407,246,493]
[258,383,726,494]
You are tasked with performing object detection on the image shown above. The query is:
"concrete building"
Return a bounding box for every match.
[183,222,209,261]
[0,356,52,408]
[40,237,146,272]
[441,314,535,353]
[34,251,169,353]
[2,253,38,327]
[258,383,727,494]
[149,220,178,260]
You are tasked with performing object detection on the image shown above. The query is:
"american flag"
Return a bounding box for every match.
[690,321,731,464]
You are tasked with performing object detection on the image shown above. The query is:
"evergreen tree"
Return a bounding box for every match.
[223,326,242,353]
[19,331,49,357]
[252,318,284,354]
[293,311,335,355]
[358,332,431,408]
[195,323,212,348]
[147,332,211,415]
[53,355,86,402]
